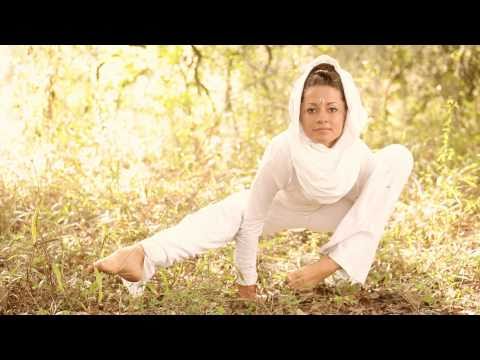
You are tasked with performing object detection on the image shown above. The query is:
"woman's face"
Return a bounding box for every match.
[300,85,347,147]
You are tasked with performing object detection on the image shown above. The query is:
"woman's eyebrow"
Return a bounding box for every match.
[305,101,339,106]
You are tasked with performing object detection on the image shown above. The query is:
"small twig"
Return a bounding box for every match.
[96,62,105,81]
[34,237,62,247]
[263,45,272,74]
[190,45,210,97]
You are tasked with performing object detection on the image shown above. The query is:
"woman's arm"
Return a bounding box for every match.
[234,133,291,298]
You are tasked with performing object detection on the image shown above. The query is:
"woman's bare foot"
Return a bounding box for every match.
[87,244,145,282]
[287,256,340,290]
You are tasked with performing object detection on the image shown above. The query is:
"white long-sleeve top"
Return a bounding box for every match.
[234,130,375,285]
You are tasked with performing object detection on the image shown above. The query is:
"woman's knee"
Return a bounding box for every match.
[379,144,414,174]
[223,190,249,213]
[213,190,249,230]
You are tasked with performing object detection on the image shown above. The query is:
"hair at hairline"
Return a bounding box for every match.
[301,63,347,108]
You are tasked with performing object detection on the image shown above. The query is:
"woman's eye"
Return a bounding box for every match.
[328,108,338,113]
[307,108,316,113]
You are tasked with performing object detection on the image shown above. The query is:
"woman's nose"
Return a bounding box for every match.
[315,116,328,124]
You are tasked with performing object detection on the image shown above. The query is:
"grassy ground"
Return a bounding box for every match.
[1,144,478,314]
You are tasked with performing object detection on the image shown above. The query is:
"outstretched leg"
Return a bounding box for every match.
[88,190,248,283]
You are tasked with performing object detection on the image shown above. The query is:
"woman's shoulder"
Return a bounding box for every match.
[268,130,290,157]
[262,130,293,187]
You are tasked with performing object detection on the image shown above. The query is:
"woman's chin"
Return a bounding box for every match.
[310,136,334,147]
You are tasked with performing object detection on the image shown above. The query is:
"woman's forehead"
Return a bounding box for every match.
[304,85,343,98]
[303,92,344,105]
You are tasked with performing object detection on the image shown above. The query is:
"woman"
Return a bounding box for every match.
[88,55,414,300]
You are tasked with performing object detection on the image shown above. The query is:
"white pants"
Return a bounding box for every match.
[132,144,413,293]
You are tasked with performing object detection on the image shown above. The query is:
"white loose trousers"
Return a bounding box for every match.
[133,140,413,290]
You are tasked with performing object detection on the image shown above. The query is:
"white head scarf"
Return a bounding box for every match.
[287,55,370,204]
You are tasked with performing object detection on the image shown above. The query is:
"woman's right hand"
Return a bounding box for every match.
[237,284,257,300]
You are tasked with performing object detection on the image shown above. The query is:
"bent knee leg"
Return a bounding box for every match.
[182,190,248,241]
[378,144,414,176]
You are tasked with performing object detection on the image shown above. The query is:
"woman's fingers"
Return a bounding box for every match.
[288,278,302,290]
[85,261,101,274]
[286,270,302,286]
[287,270,315,290]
